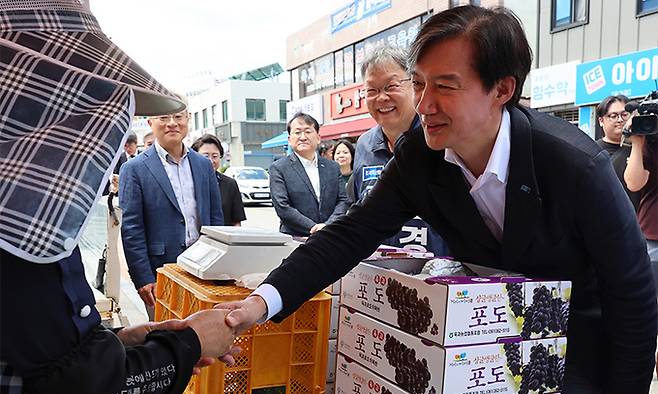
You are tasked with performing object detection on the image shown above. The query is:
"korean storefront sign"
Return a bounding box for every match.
[287,94,324,124]
[331,0,391,34]
[575,48,658,106]
[330,84,368,120]
[529,62,578,108]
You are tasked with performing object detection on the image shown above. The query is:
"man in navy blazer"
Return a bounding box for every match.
[220,6,657,393]
[120,111,223,317]
[269,113,349,236]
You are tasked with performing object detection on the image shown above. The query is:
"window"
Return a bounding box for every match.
[202,108,208,128]
[221,100,228,123]
[449,0,460,7]
[211,104,217,125]
[246,99,266,121]
[469,0,480,5]
[193,112,199,130]
[552,0,588,31]
[637,0,658,15]
[343,45,355,85]
[334,49,344,87]
[279,100,288,121]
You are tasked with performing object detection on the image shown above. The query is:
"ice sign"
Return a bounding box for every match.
[583,65,606,95]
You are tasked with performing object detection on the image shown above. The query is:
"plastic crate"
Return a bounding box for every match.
[155,264,332,394]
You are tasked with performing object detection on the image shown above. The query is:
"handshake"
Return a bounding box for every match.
[116,295,270,373]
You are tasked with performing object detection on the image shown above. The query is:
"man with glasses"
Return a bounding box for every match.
[595,95,639,210]
[352,45,449,256]
[119,109,224,319]
[218,6,656,392]
[269,112,348,236]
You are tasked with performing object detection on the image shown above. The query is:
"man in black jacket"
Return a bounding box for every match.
[219,6,657,393]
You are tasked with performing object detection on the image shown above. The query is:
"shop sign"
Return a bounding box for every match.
[529,62,578,108]
[287,94,324,124]
[331,0,391,34]
[575,47,658,106]
[330,84,368,120]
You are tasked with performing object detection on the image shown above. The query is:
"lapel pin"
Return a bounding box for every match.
[520,185,531,193]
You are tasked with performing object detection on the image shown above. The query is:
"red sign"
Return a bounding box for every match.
[329,83,368,120]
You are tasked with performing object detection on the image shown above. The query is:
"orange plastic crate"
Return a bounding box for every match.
[155,264,332,394]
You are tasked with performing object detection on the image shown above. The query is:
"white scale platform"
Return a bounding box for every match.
[177,226,300,280]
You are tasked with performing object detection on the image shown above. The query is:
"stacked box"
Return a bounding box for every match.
[326,279,341,295]
[337,306,567,394]
[335,353,408,394]
[327,339,337,383]
[340,262,571,346]
[330,295,340,339]
[326,382,335,394]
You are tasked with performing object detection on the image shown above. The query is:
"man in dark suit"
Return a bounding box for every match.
[269,112,349,236]
[219,6,657,393]
[120,111,223,319]
[115,132,138,172]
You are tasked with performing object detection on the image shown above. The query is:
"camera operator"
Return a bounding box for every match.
[624,116,658,272]
[596,95,640,210]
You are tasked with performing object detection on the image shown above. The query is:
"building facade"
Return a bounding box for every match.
[285,0,537,140]
[187,77,290,168]
[531,0,658,139]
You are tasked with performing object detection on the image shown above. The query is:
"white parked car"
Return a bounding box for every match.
[223,166,271,205]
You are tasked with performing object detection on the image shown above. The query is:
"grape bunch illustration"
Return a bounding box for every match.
[518,343,565,394]
[383,334,431,394]
[386,278,433,335]
[521,285,569,338]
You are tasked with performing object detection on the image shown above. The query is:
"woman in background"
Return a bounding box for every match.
[333,139,355,189]
[192,134,247,226]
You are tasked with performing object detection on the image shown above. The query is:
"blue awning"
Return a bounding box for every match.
[261,132,288,149]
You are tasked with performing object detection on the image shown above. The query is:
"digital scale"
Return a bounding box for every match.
[177,226,300,280]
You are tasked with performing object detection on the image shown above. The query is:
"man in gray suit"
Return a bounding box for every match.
[269,113,349,236]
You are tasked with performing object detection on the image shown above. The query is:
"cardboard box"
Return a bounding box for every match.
[326,279,341,295]
[336,353,409,394]
[327,339,338,383]
[341,262,571,346]
[325,382,335,394]
[330,295,340,339]
[337,306,566,394]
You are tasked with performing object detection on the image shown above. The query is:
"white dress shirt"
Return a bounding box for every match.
[444,108,511,241]
[254,109,512,320]
[154,140,200,246]
[294,152,321,201]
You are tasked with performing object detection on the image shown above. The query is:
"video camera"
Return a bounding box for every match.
[624,90,658,136]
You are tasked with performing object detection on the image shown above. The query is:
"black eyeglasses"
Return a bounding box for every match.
[605,111,630,121]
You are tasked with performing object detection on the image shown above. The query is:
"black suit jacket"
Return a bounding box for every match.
[269,153,349,236]
[263,106,657,392]
[0,248,200,393]
[114,152,128,174]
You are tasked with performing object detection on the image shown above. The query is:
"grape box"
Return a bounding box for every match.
[340,262,571,346]
[337,306,567,394]
[335,353,410,394]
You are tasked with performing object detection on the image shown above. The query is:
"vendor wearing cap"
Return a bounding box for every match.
[0,1,236,392]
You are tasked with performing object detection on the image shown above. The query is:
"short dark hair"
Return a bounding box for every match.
[408,5,532,109]
[287,112,320,134]
[332,139,355,170]
[125,132,138,145]
[319,141,335,155]
[596,95,629,118]
[191,133,224,157]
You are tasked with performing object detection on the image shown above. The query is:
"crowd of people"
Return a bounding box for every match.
[1,1,657,394]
